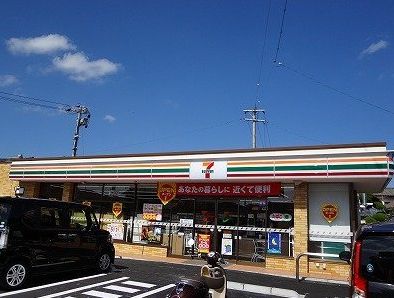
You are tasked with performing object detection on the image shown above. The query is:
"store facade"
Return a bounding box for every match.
[7,142,393,280]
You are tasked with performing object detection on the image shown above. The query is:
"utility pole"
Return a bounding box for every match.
[65,105,91,157]
[244,107,266,148]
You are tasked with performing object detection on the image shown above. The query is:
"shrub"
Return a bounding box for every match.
[365,216,378,224]
[373,201,386,211]
[372,212,388,222]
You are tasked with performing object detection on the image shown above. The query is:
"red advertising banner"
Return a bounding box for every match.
[176,182,281,197]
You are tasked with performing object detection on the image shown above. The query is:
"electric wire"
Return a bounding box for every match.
[257,124,264,147]
[269,120,327,144]
[277,62,394,116]
[127,118,244,147]
[0,95,63,111]
[255,0,272,104]
[265,122,272,147]
[0,90,71,107]
[273,0,288,63]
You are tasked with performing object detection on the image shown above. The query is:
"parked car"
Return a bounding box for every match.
[339,222,394,297]
[0,197,115,290]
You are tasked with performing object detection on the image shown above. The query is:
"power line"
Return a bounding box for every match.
[264,121,272,147]
[273,0,288,63]
[127,118,243,147]
[277,62,394,116]
[0,91,91,157]
[255,0,272,104]
[269,120,327,144]
[0,90,71,107]
[0,95,62,110]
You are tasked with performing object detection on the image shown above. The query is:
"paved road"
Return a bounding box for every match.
[0,258,349,298]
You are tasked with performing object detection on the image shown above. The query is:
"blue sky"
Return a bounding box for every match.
[0,0,393,158]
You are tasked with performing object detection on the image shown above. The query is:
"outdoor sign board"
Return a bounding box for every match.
[176,182,281,197]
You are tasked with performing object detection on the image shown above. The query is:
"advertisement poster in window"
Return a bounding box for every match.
[143,203,163,221]
[141,226,162,243]
[107,223,124,240]
[198,234,211,253]
[267,232,281,254]
[221,238,233,256]
[112,202,123,218]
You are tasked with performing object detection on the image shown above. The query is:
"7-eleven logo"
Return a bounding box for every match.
[190,161,227,179]
[202,161,215,179]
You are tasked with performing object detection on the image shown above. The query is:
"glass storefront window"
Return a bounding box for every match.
[70,182,295,263]
[195,200,216,255]
[74,183,136,242]
[133,183,170,246]
[168,199,195,256]
[238,199,267,261]
[39,183,63,200]
[217,199,238,258]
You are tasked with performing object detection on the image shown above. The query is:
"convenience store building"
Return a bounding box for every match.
[6,142,394,280]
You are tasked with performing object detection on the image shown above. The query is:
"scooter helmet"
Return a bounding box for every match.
[206,251,220,266]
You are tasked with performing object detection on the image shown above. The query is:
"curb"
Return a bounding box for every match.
[228,281,304,298]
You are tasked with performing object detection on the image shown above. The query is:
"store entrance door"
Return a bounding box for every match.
[193,199,239,260]
[170,198,268,263]
[194,199,216,255]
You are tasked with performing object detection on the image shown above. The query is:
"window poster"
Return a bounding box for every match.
[143,203,163,221]
[267,232,281,254]
[198,234,211,254]
[107,223,124,240]
[221,238,233,256]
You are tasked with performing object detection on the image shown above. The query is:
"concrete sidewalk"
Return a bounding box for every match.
[115,253,349,286]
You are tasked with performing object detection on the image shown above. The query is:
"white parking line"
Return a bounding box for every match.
[104,285,140,293]
[38,277,129,298]
[131,284,175,298]
[121,281,155,288]
[0,274,107,297]
[82,290,122,298]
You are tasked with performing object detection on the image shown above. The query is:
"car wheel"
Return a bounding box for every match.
[97,252,111,273]
[0,261,28,290]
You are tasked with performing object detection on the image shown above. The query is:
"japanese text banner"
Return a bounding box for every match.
[176,182,281,197]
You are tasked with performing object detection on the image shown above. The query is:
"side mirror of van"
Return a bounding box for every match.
[339,251,351,264]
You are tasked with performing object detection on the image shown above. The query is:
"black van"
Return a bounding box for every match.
[340,222,394,298]
[0,197,115,290]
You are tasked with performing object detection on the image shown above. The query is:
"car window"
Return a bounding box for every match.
[0,203,11,229]
[361,236,394,284]
[69,207,92,231]
[39,207,67,229]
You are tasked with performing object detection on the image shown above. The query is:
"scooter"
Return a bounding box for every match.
[166,251,227,298]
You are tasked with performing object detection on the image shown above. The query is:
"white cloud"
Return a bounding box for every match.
[104,114,116,123]
[6,34,75,55]
[52,52,120,81]
[359,40,389,58]
[0,74,19,86]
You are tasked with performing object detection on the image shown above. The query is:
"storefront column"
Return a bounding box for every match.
[20,182,40,198]
[0,162,19,197]
[294,182,309,275]
[62,182,75,202]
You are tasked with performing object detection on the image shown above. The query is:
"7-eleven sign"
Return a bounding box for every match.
[190,161,227,179]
